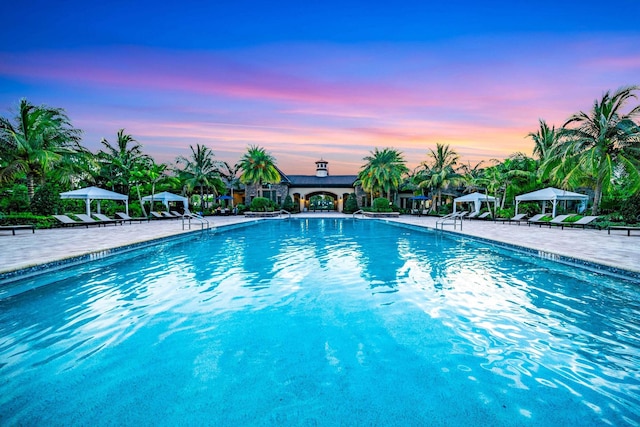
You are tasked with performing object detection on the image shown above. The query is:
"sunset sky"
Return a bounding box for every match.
[2,1,639,174]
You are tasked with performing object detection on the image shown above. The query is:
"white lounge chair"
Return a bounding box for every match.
[558,215,600,230]
[116,212,147,223]
[52,214,93,228]
[93,213,123,225]
[536,214,572,228]
[526,214,548,226]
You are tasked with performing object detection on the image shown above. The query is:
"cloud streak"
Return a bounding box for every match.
[1,34,638,174]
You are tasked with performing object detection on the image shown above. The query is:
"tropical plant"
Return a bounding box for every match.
[528,119,558,162]
[545,86,640,214]
[0,99,84,200]
[417,143,461,212]
[97,129,149,195]
[176,144,225,213]
[356,147,409,205]
[236,145,280,200]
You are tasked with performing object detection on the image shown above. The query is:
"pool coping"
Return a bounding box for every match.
[384,219,640,283]
[0,221,258,286]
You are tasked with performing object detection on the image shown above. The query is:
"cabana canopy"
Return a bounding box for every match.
[141,191,188,210]
[60,186,129,216]
[453,192,496,214]
[515,187,588,217]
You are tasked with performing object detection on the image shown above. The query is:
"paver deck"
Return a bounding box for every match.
[1,213,638,282]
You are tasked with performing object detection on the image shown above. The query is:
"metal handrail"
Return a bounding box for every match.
[435,213,463,230]
[182,213,211,230]
[352,209,364,219]
[279,209,291,219]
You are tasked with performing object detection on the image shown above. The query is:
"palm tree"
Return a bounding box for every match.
[218,161,241,207]
[176,144,225,213]
[357,148,409,204]
[236,145,280,201]
[528,119,558,162]
[550,85,640,214]
[97,129,149,195]
[0,99,83,200]
[417,143,461,212]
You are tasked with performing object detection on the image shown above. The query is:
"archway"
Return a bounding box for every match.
[303,191,339,212]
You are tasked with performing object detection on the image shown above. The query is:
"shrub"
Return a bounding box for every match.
[620,192,640,224]
[372,197,392,212]
[343,193,359,214]
[0,213,57,229]
[518,202,540,217]
[250,197,272,212]
[282,195,295,212]
[2,184,30,213]
[30,183,61,215]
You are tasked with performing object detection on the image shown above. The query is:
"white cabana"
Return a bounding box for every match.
[60,186,129,216]
[453,192,497,214]
[515,187,588,217]
[141,191,188,211]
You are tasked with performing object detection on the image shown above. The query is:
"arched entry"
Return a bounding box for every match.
[301,191,340,212]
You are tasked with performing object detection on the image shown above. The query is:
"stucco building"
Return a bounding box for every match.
[242,159,365,212]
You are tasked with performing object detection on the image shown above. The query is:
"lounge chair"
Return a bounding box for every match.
[116,212,147,223]
[161,211,180,219]
[52,214,92,228]
[150,211,170,220]
[558,215,600,230]
[170,210,184,218]
[526,214,548,226]
[75,213,116,227]
[475,211,493,220]
[466,211,480,219]
[536,214,572,228]
[495,214,527,225]
[93,213,124,225]
[0,224,35,235]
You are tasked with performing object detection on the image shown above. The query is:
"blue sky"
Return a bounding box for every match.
[2,1,639,174]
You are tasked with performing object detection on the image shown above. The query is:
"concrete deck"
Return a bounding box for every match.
[1,213,638,282]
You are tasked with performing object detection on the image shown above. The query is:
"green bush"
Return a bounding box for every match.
[2,184,30,213]
[282,195,295,212]
[343,193,359,214]
[250,197,272,212]
[372,197,392,212]
[620,193,640,224]
[518,202,540,217]
[0,213,57,229]
[30,184,61,215]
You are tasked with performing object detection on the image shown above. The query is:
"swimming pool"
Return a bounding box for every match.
[1,218,639,425]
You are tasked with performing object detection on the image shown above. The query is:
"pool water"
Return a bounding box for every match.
[1,219,639,426]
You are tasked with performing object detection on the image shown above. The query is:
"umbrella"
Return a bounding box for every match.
[410,195,429,200]
[216,195,233,200]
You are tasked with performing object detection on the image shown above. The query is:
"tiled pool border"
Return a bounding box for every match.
[383,219,640,283]
[0,221,259,286]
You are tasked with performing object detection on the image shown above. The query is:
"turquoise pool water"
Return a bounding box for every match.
[1,219,639,426]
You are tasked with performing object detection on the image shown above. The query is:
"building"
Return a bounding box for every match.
[243,159,364,212]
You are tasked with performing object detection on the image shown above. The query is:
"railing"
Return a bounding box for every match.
[435,213,463,230]
[182,212,211,230]
[279,209,291,219]
[352,209,364,219]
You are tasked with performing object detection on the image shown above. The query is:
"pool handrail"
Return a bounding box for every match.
[182,212,211,230]
[279,209,291,219]
[352,209,364,219]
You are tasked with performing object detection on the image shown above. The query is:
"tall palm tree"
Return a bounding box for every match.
[236,145,280,200]
[356,148,409,204]
[549,85,640,214]
[0,99,83,200]
[176,144,225,213]
[528,119,558,162]
[97,129,149,195]
[417,143,460,212]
